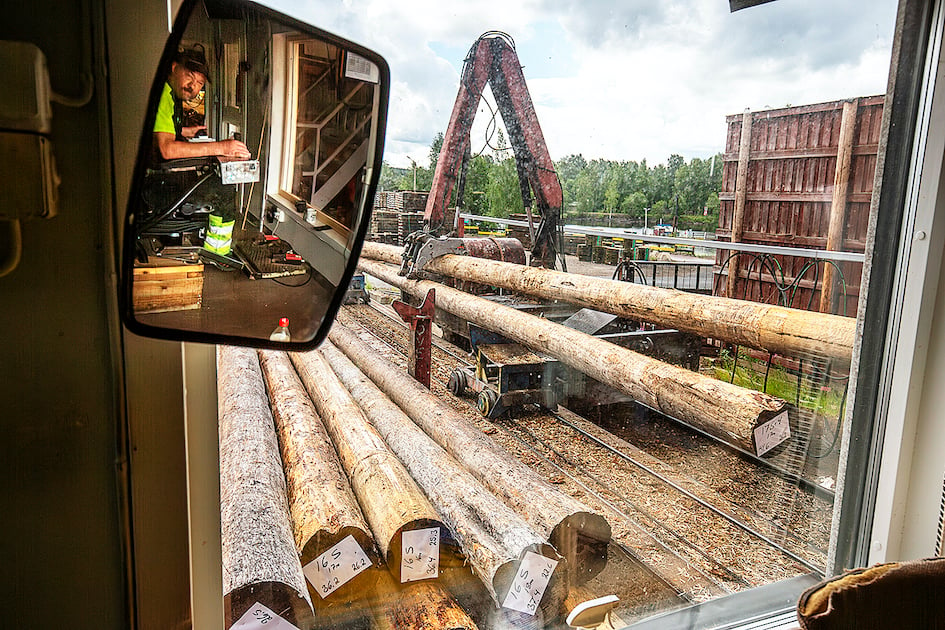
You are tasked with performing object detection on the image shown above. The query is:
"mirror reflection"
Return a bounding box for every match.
[127,0,385,345]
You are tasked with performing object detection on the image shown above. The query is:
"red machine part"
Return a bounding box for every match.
[424,32,564,269]
[462,237,526,265]
[392,288,436,388]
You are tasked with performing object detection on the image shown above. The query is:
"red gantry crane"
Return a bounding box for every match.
[401,31,566,275]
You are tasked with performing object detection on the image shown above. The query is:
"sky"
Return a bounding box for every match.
[266,0,898,169]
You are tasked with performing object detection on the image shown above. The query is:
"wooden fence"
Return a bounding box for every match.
[716,95,884,316]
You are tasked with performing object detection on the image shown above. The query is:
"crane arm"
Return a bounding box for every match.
[423,32,564,269]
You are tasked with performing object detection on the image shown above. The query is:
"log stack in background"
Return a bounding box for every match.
[217,346,314,629]
[257,350,382,619]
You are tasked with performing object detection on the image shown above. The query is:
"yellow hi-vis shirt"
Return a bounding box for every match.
[153,82,177,135]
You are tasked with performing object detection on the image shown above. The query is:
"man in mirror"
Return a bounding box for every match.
[153,44,251,161]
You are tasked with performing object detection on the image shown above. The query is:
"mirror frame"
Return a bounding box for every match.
[118,0,389,351]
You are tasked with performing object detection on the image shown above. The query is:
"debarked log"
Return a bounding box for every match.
[356,258,789,456]
[290,348,453,584]
[319,340,565,611]
[217,345,314,629]
[360,241,855,366]
[257,350,381,612]
[329,321,611,586]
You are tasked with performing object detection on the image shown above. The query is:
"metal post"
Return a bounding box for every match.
[392,288,436,388]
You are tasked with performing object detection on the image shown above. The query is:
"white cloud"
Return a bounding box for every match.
[264,0,897,167]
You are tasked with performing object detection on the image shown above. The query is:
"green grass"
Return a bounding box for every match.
[710,350,846,418]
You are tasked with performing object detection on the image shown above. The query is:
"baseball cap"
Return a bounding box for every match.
[176,43,211,82]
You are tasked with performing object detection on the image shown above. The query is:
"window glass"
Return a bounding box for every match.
[277,38,377,234]
[242,0,898,627]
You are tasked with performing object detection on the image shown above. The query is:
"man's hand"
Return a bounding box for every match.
[220,139,251,160]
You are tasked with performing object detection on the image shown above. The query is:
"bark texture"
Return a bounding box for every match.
[329,321,612,586]
[319,340,564,607]
[217,345,313,629]
[370,569,480,630]
[361,241,855,365]
[289,348,448,583]
[355,258,789,454]
[257,349,381,610]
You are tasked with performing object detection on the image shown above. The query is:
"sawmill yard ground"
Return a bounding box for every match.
[337,264,837,625]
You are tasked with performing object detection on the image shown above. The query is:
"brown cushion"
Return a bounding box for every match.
[797,557,945,629]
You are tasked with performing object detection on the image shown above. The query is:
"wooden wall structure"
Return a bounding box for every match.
[716,96,884,316]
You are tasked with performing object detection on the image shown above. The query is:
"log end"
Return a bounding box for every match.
[224,581,314,630]
[492,543,567,622]
[751,403,795,459]
[550,512,613,585]
[388,519,462,585]
[301,526,382,613]
[371,578,481,630]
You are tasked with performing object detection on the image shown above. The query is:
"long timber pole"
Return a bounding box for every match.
[360,241,855,366]
[317,340,566,610]
[356,258,789,455]
[257,350,381,612]
[328,322,610,586]
[290,348,451,584]
[217,346,315,629]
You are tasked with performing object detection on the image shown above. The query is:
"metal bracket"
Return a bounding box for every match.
[392,288,436,388]
[399,231,468,277]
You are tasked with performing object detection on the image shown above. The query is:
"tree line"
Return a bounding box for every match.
[379,132,723,231]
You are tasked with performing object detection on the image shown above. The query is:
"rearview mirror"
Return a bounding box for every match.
[119,0,388,349]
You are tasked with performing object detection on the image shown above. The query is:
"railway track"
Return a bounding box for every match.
[337,302,832,606]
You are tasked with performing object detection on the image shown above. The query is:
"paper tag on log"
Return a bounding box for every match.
[230,602,299,630]
[400,527,440,583]
[502,551,558,615]
[303,535,372,598]
[754,410,791,456]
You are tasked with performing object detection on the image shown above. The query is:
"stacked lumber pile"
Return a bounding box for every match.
[217,340,615,629]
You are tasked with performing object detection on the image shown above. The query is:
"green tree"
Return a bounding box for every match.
[463,153,495,215]
[378,161,406,191]
[485,156,523,218]
[428,132,444,169]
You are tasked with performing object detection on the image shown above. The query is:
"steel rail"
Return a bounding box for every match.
[495,417,745,592]
[364,298,835,502]
[458,213,866,263]
[548,411,827,573]
[345,306,734,595]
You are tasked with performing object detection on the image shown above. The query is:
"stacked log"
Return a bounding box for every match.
[316,341,566,613]
[370,565,480,630]
[217,346,314,629]
[257,350,381,615]
[355,258,789,455]
[290,348,454,585]
[328,322,612,585]
[360,241,856,366]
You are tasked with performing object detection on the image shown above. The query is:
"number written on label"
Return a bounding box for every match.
[230,602,299,630]
[401,527,440,583]
[754,410,791,456]
[302,535,372,599]
[502,552,558,615]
